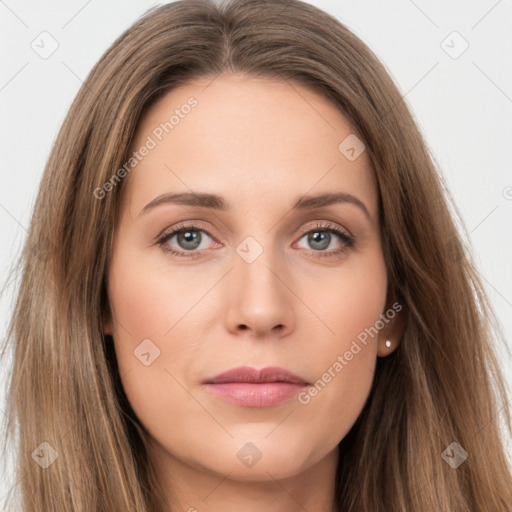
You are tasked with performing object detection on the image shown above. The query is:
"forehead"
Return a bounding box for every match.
[123,74,377,220]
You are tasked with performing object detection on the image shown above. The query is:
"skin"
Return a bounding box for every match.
[105,73,402,512]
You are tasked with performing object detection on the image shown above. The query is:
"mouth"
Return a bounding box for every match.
[202,366,310,407]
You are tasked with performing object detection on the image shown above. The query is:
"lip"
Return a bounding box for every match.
[202,365,309,385]
[202,366,310,407]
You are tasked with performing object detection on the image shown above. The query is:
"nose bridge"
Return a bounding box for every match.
[225,233,295,336]
[237,243,275,288]
[234,234,284,302]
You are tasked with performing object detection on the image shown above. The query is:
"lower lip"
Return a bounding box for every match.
[203,382,307,407]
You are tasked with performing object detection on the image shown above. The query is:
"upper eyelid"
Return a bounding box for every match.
[159,220,351,245]
[157,221,210,239]
[298,222,352,237]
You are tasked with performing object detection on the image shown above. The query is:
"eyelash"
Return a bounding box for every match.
[156,221,355,259]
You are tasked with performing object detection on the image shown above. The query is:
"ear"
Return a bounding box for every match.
[377,300,405,357]
[104,319,113,336]
[102,306,113,336]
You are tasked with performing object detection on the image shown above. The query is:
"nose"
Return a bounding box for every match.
[224,246,296,339]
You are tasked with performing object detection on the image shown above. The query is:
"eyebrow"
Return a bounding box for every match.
[139,191,371,221]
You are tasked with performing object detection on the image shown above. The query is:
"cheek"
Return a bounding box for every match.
[306,249,387,350]
[107,245,191,341]
[295,250,386,442]
[106,245,208,429]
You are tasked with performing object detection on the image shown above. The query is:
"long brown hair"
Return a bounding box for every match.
[2,0,511,510]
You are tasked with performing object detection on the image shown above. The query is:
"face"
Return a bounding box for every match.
[106,73,397,483]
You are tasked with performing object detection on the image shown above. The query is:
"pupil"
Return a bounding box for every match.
[309,231,329,250]
[179,230,200,249]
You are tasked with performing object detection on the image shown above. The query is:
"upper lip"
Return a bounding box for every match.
[202,366,309,385]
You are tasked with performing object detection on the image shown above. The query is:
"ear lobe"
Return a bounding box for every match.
[102,310,113,335]
[377,303,405,357]
[102,299,113,336]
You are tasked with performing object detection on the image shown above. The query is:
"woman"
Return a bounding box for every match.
[2,0,511,510]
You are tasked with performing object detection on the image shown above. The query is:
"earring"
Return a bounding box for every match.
[385,340,391,348]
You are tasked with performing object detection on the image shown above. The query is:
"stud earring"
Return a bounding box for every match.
[385,340,391,348]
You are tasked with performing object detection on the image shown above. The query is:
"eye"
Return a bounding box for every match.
[295,222,355,258]
[157,222,216,258]
[156,221,355,259]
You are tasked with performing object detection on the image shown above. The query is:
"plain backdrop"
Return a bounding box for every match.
[1,0,511,501]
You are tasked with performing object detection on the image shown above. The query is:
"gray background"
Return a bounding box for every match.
[1,0,511,501]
